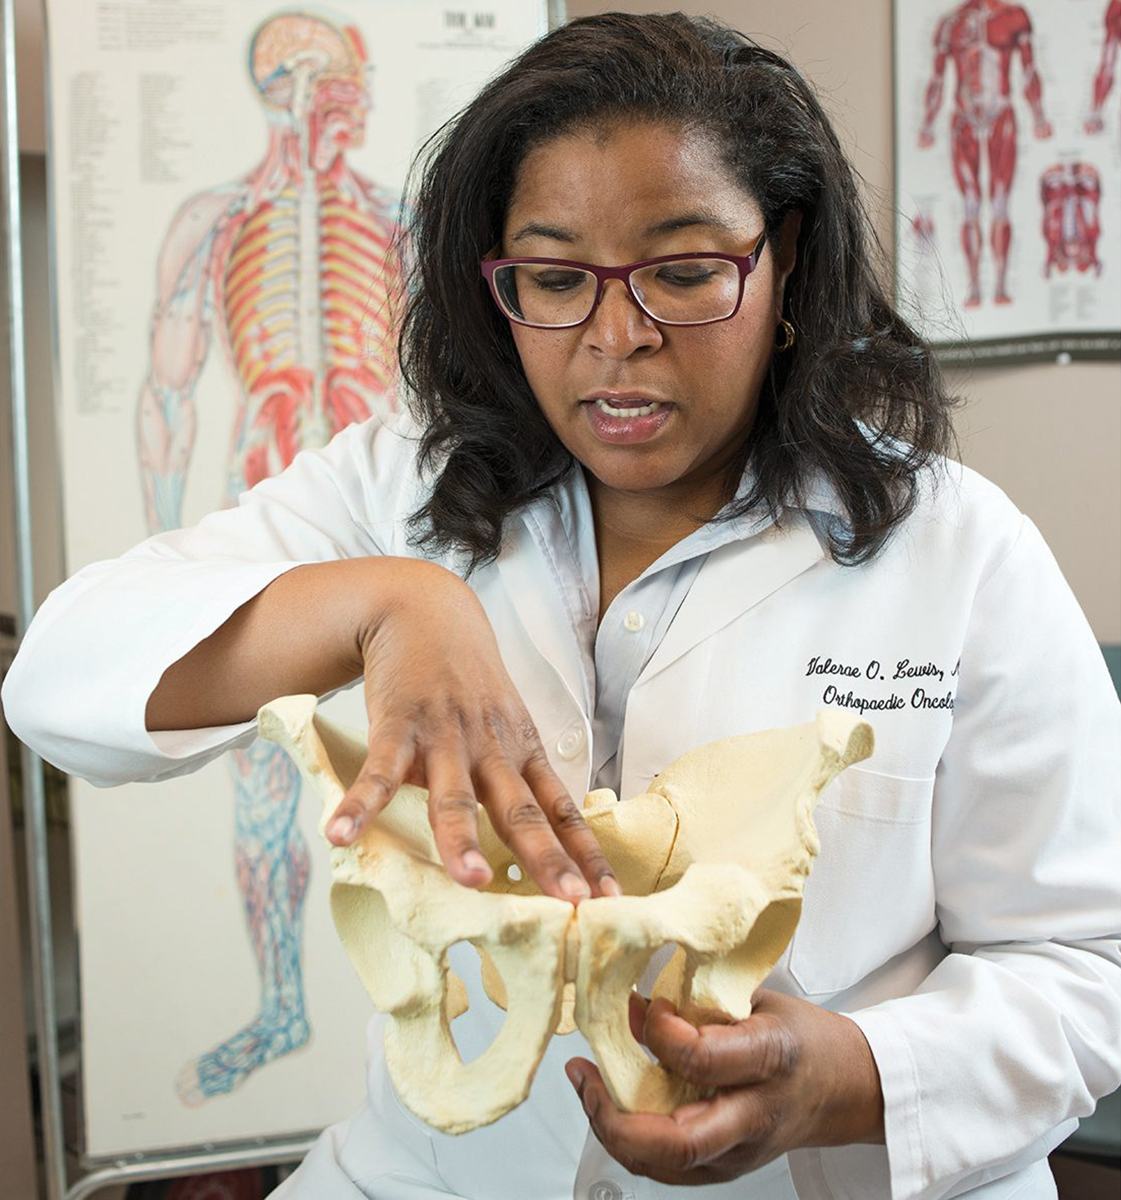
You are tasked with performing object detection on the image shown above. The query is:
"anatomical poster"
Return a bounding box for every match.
[44,0,553,1158]
[894,0,1121,363]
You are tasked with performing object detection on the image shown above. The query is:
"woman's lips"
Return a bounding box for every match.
[581,397,674,445]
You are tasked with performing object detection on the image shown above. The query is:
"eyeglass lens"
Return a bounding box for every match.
[493,259,741,326]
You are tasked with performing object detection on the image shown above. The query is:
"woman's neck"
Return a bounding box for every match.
[586,470,729,622]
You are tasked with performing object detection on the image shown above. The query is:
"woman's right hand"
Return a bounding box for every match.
[326,559,619,902]
[146,556,615,901]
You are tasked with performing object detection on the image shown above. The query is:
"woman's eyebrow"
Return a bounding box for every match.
[509,211,739,245]
[643,211,739,236]
[510,222,577,244]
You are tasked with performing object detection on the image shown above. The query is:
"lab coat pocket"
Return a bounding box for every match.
[787,768,936,996]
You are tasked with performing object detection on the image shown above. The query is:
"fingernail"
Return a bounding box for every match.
[565,1062,584,1090]
[599,876,622,897]
[462,850,490,875]
[559,872,591,901]
[328,816,355,843]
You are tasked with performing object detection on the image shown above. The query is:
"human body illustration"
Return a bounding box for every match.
[1085,0,1121,134]
[1040,161,1103,277]
[135,11,401,1103]
[918,0,1052,307]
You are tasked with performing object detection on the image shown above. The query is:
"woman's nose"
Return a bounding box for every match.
[581,279,662,358]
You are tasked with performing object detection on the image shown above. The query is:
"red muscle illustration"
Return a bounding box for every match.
[917,0,1053,307]
[1040,162,1103,277]
[1085,0,1121,134]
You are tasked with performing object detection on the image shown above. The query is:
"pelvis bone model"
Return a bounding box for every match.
[259,697,873,1134]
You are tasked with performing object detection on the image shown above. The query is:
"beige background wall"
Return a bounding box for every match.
[4,0,1119,640]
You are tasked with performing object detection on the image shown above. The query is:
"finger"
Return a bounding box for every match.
[328,726,416,845]
[643,998,799,1088]
[665,1087,775,1169]
[629,992,648,1045]
[523,755,622,897]
[424,744,492,887]
[479,763,591,902]
[568,1059,762,1177]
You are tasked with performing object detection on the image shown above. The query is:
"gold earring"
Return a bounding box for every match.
[775,319,796,351]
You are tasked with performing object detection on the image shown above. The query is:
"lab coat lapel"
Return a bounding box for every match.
[496,517,590,717]
[637,513,824,686]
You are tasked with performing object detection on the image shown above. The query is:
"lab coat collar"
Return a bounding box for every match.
[495,464,846,715]
[634,510,825,687]
[632,465,844,684]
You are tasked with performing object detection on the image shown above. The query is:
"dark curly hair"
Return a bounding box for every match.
[396,11,956,570]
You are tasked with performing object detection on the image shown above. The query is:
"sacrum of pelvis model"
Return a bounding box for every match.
[259,696,873,1134]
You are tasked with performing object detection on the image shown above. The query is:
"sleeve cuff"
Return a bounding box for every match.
[787,1006,927,1200]
[127,560,308,780]
[6,559,307,786]
[846,1006,926,1199]
[145,719,259,770]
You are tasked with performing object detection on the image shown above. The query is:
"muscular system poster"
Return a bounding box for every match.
[44,0,551,1158]
[895,0,1121,362]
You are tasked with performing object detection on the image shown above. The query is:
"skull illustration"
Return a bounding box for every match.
[258,697,872,1134]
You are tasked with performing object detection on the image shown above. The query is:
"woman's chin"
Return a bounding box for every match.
[577,454,687,497]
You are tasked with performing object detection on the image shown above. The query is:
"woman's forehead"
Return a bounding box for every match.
[504,122,759,242]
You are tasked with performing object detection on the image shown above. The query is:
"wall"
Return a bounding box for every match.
[565,0,1121,644]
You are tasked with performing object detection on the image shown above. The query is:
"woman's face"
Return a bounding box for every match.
[501,121,798,514]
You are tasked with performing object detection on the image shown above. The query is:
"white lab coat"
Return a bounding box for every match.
[4,412,1120,1200]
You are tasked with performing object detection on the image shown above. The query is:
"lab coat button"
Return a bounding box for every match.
[557,726,586,760]
[587,1182,628,1200]
[623,610,645,633]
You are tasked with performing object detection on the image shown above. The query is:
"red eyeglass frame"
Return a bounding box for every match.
[479,229,768,329]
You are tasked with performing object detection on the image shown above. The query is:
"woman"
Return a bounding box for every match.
[5,12,1119,1200]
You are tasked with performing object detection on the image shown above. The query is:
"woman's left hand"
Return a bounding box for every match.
[565,989,884,1186]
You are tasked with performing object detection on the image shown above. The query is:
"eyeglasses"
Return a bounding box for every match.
[480,231,767,329]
